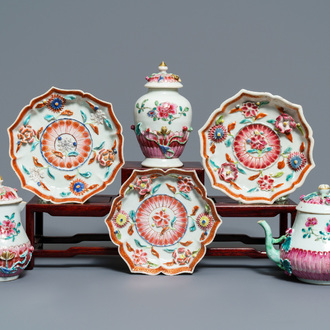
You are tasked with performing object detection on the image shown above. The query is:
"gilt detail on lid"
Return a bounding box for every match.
[145,62,183,88]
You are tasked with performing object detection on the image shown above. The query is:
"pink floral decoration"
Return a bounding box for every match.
[218,163,238,182]
[258,175,274,191]
[241,102,259,118]
[17,125,36,144]
[275,113,296,134]
[305,217,318,227]
[133,176,152,196]
[177,176,194,193]
[152,209,171,228]
[132,249,148,266]
[0,220,16,237]
[172,247,192,265]
[157,102,177,119]
[250,134,267,151]
[285,228,293,235]
[326,224,330,233]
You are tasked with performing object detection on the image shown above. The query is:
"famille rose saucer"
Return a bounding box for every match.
[8,87,124,204]
[199,89,314,204]
[105,168,222,275]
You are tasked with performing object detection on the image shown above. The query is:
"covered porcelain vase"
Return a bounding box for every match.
[0,177,33,281]
[132,62,192,168]
[259,184,330,284]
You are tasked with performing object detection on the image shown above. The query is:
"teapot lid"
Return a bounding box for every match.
[297,184,330,214]
[0,176,22,205]
[144,62,183,89]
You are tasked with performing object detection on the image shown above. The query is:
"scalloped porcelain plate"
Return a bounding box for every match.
[8,87,124,203]
[199,89,314,204]
[105,168,222,275]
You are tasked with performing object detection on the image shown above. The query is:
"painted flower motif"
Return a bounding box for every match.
[97,148,116,167]
[157,102,177,119]
[17,125,36,144]
[132,249,148,266]
[112,211,129,228]
[29,167,45,183]
[196,213,213,231]
[90,110,106,125]
[305,217,318,227]
[249,133,267,151]
[172,247,192,266]
[0,220,16,237]
[47,94,65,113]
[147,110,156,118]
[241,102,259,118]
[208,124,228,143]
[152,209,170,228]
[285,228,293,235]
[326,222,330,233]
[177,176,194,193]
[70,179,88,196]
[218,163,238,182]
[133,176,152,196]
[275,113,296,134]
[287,152,306,171]
[257,174,274,191]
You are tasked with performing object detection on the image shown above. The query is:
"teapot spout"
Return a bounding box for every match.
[19,201,27,212]
[258,220,284,269]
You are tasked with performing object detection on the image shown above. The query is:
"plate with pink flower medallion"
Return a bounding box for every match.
[105,168,222,275]
[8,87,124,203]
[199,89,315,204]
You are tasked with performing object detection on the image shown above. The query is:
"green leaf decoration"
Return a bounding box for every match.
[129,210,136,222]
[184,107,189,112]
[297,124,304,135]
[60,192,71,197]
[152,183,161,195]
[247,149,258,154]
[272,171,284,178]
[64,95,76,100]
[247,187,258,193]
[93,141,105,150]
[10,213,15,220]
[115,230,121,240]
[31,141,39,152]
[80,110,87,123]
[225,138,232,147]
[282,147,292,155]
[261,147,272,154]
[164,248,176,253]
[205,203,211,214]
[236,165,246,175]
[23,114,31,126]
[215,115,223,125]
[104,118,113,129]
[170,216,176,228]
[267,119,276,124]
[179,191,191,201]
[47,168,55,180]
[22,165,30,175]
[190,222,196,232]
[80,171,92,178]
[147,261,158,267]
[286,172,294,181]
[68,151,79,157]
[155,100,159,106]
[44,114,55,122]
[240,119,253,124]
[105,167,111,179]
[134,239,147,248]
[135,122,142,136]
[210,159,219,169]
[259,101,269,107]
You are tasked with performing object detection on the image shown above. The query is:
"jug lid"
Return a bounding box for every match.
[144,62,183,89]
[297,184,330,214]
[0,176,22,205]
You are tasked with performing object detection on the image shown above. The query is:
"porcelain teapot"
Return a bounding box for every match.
[132,62,192,168]
[0,176,33,281]
[259,184,330,284]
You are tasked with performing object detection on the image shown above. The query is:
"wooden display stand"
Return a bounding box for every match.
[25,161,296,269]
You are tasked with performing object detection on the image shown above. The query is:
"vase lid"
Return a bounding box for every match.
[297,184,330,214]
[0,176,22,205]
[144,62,183,89]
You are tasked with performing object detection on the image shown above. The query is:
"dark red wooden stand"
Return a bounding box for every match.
[25,161,296,269]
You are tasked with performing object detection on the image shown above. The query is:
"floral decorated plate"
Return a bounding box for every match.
[105,168,221,275]
[8,87,124,203]
[199,89,314,204]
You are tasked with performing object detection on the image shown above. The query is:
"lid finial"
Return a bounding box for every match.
[158,61,168,72]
